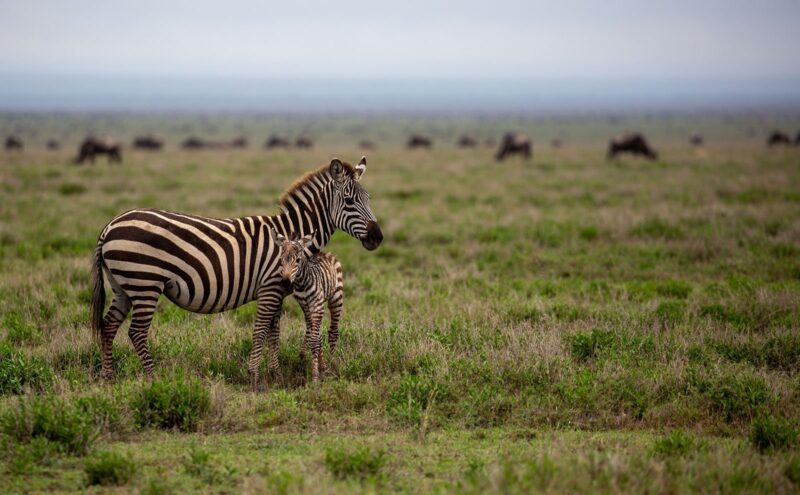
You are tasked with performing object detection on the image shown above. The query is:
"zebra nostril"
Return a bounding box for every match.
[362,221,383,250]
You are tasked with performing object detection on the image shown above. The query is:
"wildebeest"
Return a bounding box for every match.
[407,134,432,149]
[182,137,244,150]
[133,135,163,150]
[767,131,791,147]
[75,137,122,164]
[495,133,532,161]
[607,133,658,161]
[551,138,563,149]
[5,136,23,151]
[230,136,248,148]
[265,135,291,149]
[358,140,375,150]
[689,134,704,147]
[457,135,478,148]
[295,136,313,149]
[182,137,206,149]
[46,140,61,150]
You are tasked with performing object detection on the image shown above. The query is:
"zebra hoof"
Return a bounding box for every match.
[249,373,261,392]
[268,369,284,386]
[99,370,116,381]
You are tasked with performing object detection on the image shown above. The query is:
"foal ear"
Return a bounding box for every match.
[329,158,344,181]
[301,233,315,251]
[271,229,285,245]
[354,156,366,181]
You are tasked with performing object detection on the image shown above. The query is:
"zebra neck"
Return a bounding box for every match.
[295,260,312,288]
[266,196,334,254]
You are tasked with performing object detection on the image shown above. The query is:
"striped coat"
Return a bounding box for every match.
[273,231,344,381]
[90,157,382,389]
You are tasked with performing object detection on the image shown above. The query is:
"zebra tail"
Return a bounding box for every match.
[90,242,105,342]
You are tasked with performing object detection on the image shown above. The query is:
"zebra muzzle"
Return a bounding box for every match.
[361,221,383,251]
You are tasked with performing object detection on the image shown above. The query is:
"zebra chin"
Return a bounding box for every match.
[360,221,383,251]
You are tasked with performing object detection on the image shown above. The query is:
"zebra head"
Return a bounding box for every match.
[271,230,314,290]
[329,156,383,251]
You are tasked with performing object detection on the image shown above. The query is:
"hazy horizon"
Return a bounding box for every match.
[3,73,800,113]
[2,0,799,111]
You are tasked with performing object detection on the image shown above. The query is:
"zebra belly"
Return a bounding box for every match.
[162,278,199,312]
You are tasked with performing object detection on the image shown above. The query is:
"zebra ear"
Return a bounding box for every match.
[354,156,366,181]
[329,158,344,182]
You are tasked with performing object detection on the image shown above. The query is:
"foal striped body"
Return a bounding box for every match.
[90,157,382,388]
[274,232,344,381]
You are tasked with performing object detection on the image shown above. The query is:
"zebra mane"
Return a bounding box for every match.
[278,161,356,207]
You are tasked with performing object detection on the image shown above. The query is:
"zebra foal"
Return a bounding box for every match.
[273,231,344,381]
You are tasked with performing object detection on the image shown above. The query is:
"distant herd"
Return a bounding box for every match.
[5,129,800,163]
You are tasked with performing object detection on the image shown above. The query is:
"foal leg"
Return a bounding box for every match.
[308,301,324,382]
[327,289,343,356]
[298,298,313,364]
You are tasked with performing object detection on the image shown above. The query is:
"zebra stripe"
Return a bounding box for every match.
[272,231,344,381]
[90,157,382,389]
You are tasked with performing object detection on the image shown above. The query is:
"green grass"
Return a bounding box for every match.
[84,450,137,486]
[1,112,799,492]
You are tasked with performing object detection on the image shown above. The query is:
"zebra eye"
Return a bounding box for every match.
[344,196,355,206]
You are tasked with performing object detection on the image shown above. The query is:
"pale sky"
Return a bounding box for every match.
[1,0,799,79]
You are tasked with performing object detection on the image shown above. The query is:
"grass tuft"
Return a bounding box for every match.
[324,444,386,482]
[750,415,798,453]
[131,376,210,432]
[84,450,137,486]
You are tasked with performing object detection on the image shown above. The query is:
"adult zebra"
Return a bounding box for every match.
[90,157,382,388]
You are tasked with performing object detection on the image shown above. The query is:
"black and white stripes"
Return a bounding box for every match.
[90,157,381,388]
[273,231,344,381]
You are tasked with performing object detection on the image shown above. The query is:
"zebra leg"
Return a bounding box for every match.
[266,310,284,383]
[248,290,284,390]
[298,298,312,364]
[327,289,343,356]
[309,302,324,382]
[99,289,132,380]
[127,296,161,377]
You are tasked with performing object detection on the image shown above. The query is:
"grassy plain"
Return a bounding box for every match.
[1,113,799,493]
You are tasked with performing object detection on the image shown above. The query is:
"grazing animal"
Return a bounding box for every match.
[407,134,432,149]
[358,140,375,150]
[689,134,704,147]
[457,135,478,148]
[767,131,791,147]
[795,132,800,146]
[46,140,61,150]
[133,135,163,150]
[495,133,532,161]
[295,136,313,149]
[182,137,206,149]
[75,137,122,164]
[182,137,246,149]
[607,133,658,161]
[551,138,563,149]
[230,136,248,148]
[272,231,343,381]
[265,135,291,149]
[90,157,382,389]
[5,136,23,151]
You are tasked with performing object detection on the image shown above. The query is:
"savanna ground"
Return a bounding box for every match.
[1,112,800,493]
